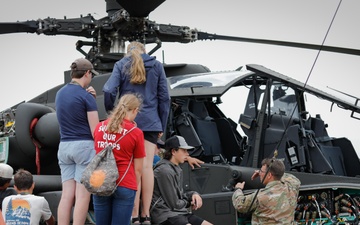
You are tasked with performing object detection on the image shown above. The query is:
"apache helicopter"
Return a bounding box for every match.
[1,0,360,224]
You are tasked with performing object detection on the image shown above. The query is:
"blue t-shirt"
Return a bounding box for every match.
[55,83,98,141]
[153,155,161,167]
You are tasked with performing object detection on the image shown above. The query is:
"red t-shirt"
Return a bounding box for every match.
[93,119,145,190]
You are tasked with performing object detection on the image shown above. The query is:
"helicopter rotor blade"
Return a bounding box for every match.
[2,12,359,63]
[0,16,95,38]
[0,21,38,34]
[197,32,360,56]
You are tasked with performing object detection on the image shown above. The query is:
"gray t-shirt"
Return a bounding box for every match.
[2,194,52,225]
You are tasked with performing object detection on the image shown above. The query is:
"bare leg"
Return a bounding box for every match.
[72,182,91,225]
[131,182,141,223]
[57,179,75,225]
[140,140,156,219]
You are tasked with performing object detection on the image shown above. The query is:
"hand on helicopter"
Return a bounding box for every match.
[186,157,204,169]
[234,181,245,190]
[86,86,96,98]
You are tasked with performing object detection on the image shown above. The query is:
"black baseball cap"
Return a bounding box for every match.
[165,135,194,151]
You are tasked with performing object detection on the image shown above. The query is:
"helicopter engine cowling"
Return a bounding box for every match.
[34,112,60,149]
[15,102,55,157]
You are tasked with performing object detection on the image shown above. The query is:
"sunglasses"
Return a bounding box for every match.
[89,70,95,78]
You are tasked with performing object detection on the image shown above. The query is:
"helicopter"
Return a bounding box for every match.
[1,0,360,224]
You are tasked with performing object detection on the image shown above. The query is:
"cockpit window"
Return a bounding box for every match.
[270,84,298,118]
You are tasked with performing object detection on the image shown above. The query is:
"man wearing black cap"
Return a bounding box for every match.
[55,58,99,225]
[151,135,213,225]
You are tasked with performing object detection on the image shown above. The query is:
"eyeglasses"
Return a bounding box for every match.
[259,169,266,174]
[89,71,95,78]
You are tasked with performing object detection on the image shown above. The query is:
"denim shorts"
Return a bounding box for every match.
[58,140,95,183]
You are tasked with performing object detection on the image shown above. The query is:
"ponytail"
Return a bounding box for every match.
[106,93,142,133]
[126,41,146,84]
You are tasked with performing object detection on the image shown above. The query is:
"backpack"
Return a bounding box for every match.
[80,123,136,196]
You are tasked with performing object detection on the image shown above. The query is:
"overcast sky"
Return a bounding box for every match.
[1,0,360,155]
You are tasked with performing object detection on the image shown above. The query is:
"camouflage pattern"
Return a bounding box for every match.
[232,173,300,225]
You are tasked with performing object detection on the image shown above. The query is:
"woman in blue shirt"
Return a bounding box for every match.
[103,41,170,224]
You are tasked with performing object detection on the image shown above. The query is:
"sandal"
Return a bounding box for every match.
[131,216,141,224]
[140,216,151,225]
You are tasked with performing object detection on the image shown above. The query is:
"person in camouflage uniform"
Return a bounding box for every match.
[232,158,300,224]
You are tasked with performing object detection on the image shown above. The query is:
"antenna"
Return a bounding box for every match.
[162,50,165,64]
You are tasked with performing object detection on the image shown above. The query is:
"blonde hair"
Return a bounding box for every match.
[126,41,146,84]
[106,93,142,133]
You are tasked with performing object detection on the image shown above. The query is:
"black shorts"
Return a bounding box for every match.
[162,214,204,225]
[143,131,159,144]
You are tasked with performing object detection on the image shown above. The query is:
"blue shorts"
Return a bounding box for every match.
[58,140,95,183]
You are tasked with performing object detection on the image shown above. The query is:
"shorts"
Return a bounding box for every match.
[58,140,95,183]
[143,131,159,145]
[162,214,204,225]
